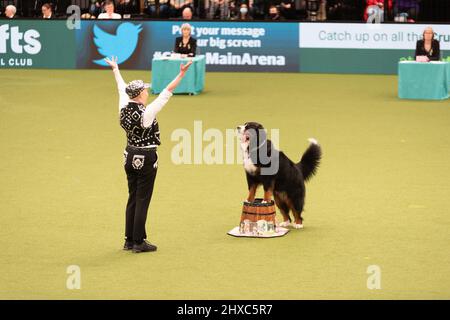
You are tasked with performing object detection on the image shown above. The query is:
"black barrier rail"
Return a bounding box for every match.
[1,0,450,23]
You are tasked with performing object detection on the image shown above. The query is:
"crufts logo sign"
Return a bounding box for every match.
[92,23,142,67]
[0,24,41,54]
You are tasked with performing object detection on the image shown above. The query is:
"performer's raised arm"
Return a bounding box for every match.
[104,56,129,111]
[141,60,193,128]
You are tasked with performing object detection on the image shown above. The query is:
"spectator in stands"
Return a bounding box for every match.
[170,0,193,18]
[228,0,237,19]
[415,26,440,61]
[232,1,256,20]
[41,3,54,19]
[394,0,419,22]
[89,0,102,17]
[174,23,197,57]
[267,4,284,20]
[182,6,193,19]
[280,0,296,19]
[3,5,18,18]
[81,12,97,19]
[251,0,266,19]
[317,0,327,21]
[326,0,360,21]
[364,0,392,22]
[233,2,252,20]
[364,0,382,21]
[56,0,71,16]
[234,0,255,18]
[206,0,230,19]
[116,0,135,17]
[146,0,170,18]
[326,0,342,20]
[98,0,122,19]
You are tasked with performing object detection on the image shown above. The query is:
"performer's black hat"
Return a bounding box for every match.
[126,80,151,99]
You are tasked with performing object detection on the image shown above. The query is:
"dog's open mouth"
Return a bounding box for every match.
[241,133,250,143]
[237,125,250,143]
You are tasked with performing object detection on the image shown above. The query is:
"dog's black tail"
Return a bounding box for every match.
[297,138,322,182]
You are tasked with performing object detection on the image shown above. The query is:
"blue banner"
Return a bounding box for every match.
[75,21,300,72]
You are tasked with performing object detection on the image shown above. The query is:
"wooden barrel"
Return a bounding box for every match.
[241,198,276,223]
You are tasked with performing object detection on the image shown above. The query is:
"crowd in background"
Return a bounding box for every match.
[0,0,449,22]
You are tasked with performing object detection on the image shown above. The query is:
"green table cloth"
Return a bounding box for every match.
[398,61,450,100]
[151,56,206,95]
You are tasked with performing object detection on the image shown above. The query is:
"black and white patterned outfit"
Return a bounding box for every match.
[113,68,173,243]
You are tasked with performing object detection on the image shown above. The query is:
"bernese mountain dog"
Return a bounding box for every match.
[237,122,322,229]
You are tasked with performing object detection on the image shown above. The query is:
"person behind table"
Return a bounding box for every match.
[174,23,197,57]
[415,27,440,62]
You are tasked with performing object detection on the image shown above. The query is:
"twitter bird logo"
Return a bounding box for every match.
[92,23,143,66]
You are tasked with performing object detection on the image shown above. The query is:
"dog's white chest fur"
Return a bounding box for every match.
[238,126,259,175]
[242,148,258,175]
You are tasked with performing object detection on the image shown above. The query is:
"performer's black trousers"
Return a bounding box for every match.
[123,146,158,243]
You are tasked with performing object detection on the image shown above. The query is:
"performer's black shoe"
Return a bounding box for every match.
[132,240,157,253]
[123,239,134,251]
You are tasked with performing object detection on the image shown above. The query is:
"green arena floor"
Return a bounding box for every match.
[0,69,449,299]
